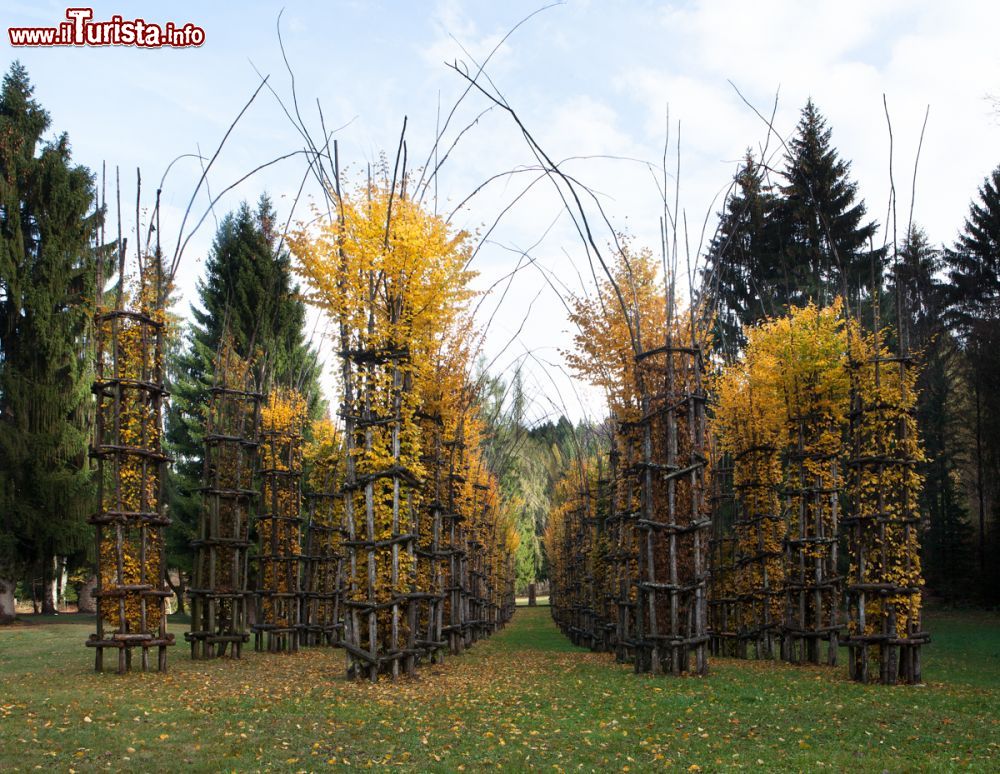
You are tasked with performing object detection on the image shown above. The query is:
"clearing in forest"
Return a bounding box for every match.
[0,605,998,770]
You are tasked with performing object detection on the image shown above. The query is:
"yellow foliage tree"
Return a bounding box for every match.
[291,170,515,678]
[301,417,346,646]
[712,351,785,658]
[714,301,850,665]
[845,321,926,683]
[545,456,605,648]
[88,257,174,673]
[253,388,307,651]
[187,339,259,659]
[713,299,927,678]
[564,242,710,675]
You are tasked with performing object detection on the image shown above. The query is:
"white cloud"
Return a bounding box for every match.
[6,0,999,422]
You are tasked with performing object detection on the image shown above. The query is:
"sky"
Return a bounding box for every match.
[4,0,999,425]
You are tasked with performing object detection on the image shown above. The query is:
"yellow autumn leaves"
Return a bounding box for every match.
[712,300,925,645]
[545,457,605,637]
[550,243,712,668]
[847,326,925,640]
[258,390,308,628]
[95,273,168,633]
[551,286,925,668]
[290,174,517,666]
[564,241,667,423]
[714,303,849,632]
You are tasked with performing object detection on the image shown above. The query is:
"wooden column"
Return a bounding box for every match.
[187,375,261,659]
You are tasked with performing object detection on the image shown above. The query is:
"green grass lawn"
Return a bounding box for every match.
[1,607,997,771]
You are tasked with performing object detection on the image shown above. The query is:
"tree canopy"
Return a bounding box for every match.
[0,62,99,609]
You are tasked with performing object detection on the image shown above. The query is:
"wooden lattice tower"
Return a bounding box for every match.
[87,255,174,673]
[475,478,501,643]
[341,346,420,680]
[187,354,261,659]
[477,481,514,639]
[549,529,566,630]
[606,435,639,664]
[482,488,503,639]
[781,413,842,666]
[577,480,599,649]
[557,491,579,644]
[591,462,614,652]
[494,510,516,634]
[252,391,305,653]
[712,303,851,667]
[458,456,481,652]
[548,428,714,665]
[732,441,785,660]
[481,502,499,637]
[707,450,738,658]
[300,489,345,646]
[578,472,604,650]
[716,382,788,664]
[442,432,467,655]
[466,479,488,645]
[501,552,516,626]
[288,162,516,677]
[630,340,710,676]
[547,496,567,634]
[547,468,579,642]
[478,504,494,640]
[560,476,591,647]
[845,320,927,683]
[416,409,447,663]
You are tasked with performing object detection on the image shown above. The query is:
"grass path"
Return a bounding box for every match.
[1,606,998,771]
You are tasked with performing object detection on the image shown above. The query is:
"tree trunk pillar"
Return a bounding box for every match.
[0,577,15,623]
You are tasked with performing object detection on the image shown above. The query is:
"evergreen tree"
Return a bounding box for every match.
[702,150,782,360]
[165,196,323,594]
[527,415,595,584]
[477,366,595,590]
[0,62,99,617]
[944,165,1000,599]
[772,100,883,314]
[919,335,975,601]
[891,227,974,601]
[947,166,1000,323]
[478,369,547,590]
[703,104,881,357]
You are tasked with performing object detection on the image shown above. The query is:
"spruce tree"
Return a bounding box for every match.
[890,227,941,347]
[702,150,782,360]
[944,165,1000,599]
[165,196,323,592]
[892,227,973,601]
[918,334,975,600]
[772,99,882,313]
[946,166,1000,323]
[0,62,98,617]
[478,369,545,590]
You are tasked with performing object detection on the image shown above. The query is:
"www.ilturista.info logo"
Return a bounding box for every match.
[8,8,205,48]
